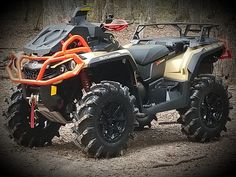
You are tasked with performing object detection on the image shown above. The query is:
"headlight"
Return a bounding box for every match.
[59,64,67,73]
[68,60,76,70]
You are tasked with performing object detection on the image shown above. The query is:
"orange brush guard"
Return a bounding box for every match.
[6,35,91,86]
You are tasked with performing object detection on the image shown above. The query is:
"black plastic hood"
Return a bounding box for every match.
[23,22,105,56]
[23,6,97,56]
[24,24,74,56]
[23,7,118,56]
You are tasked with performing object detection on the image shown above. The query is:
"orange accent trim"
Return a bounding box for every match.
[6,35,91,86]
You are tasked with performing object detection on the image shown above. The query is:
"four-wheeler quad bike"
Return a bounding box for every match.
[3,6,232,158]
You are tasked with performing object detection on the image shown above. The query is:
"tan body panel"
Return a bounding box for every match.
[81,42,224,82]
[164,42,224,81]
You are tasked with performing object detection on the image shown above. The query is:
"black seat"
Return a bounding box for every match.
[127,45,170,66]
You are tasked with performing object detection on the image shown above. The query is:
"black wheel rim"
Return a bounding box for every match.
[98,102,127,143]
[200,92,223,128]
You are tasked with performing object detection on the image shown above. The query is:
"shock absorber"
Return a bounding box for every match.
[80,70,91,92]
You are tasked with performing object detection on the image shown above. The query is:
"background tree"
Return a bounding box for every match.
[0,0,235,80]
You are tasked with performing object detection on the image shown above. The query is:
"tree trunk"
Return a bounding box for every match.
[176,0,190,21]
[102,0,114,22]
[23,0,30,22]
[42,0,81,26]
[94,0,103,22]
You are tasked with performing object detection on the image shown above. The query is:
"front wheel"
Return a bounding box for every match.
[5,86,61,147]
[73,81,135,158]
[181,75,231,142]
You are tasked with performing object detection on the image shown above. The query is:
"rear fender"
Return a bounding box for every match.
[188,44,225,80]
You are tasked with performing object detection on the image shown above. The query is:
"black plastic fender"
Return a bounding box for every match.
[86,50,142,110]
[188,45,224,80]
[87,49,138,71]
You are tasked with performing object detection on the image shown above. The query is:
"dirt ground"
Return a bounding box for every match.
[0,24,236,177]
[0,71,236,177]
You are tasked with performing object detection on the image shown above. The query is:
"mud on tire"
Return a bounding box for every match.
[181,75,231,142]
[4,85,61,147]
[73,81,135,158]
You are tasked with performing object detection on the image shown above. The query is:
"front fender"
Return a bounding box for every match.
[85,49,138,71]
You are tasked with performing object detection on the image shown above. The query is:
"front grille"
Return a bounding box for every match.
[23,68,40,79]
[23,67,58,80]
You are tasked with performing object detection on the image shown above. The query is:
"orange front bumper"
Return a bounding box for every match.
[6,35,91,86]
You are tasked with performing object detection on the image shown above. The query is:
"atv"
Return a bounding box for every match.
[3,7,232,158]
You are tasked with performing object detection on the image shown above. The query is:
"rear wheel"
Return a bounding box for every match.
[73,81,135,158]
[181,75,231,142]
[4,86,61,147]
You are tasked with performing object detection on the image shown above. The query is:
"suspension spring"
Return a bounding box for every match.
[80,70,91,92]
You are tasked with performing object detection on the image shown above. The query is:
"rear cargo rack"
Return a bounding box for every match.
[132,22,219,43]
